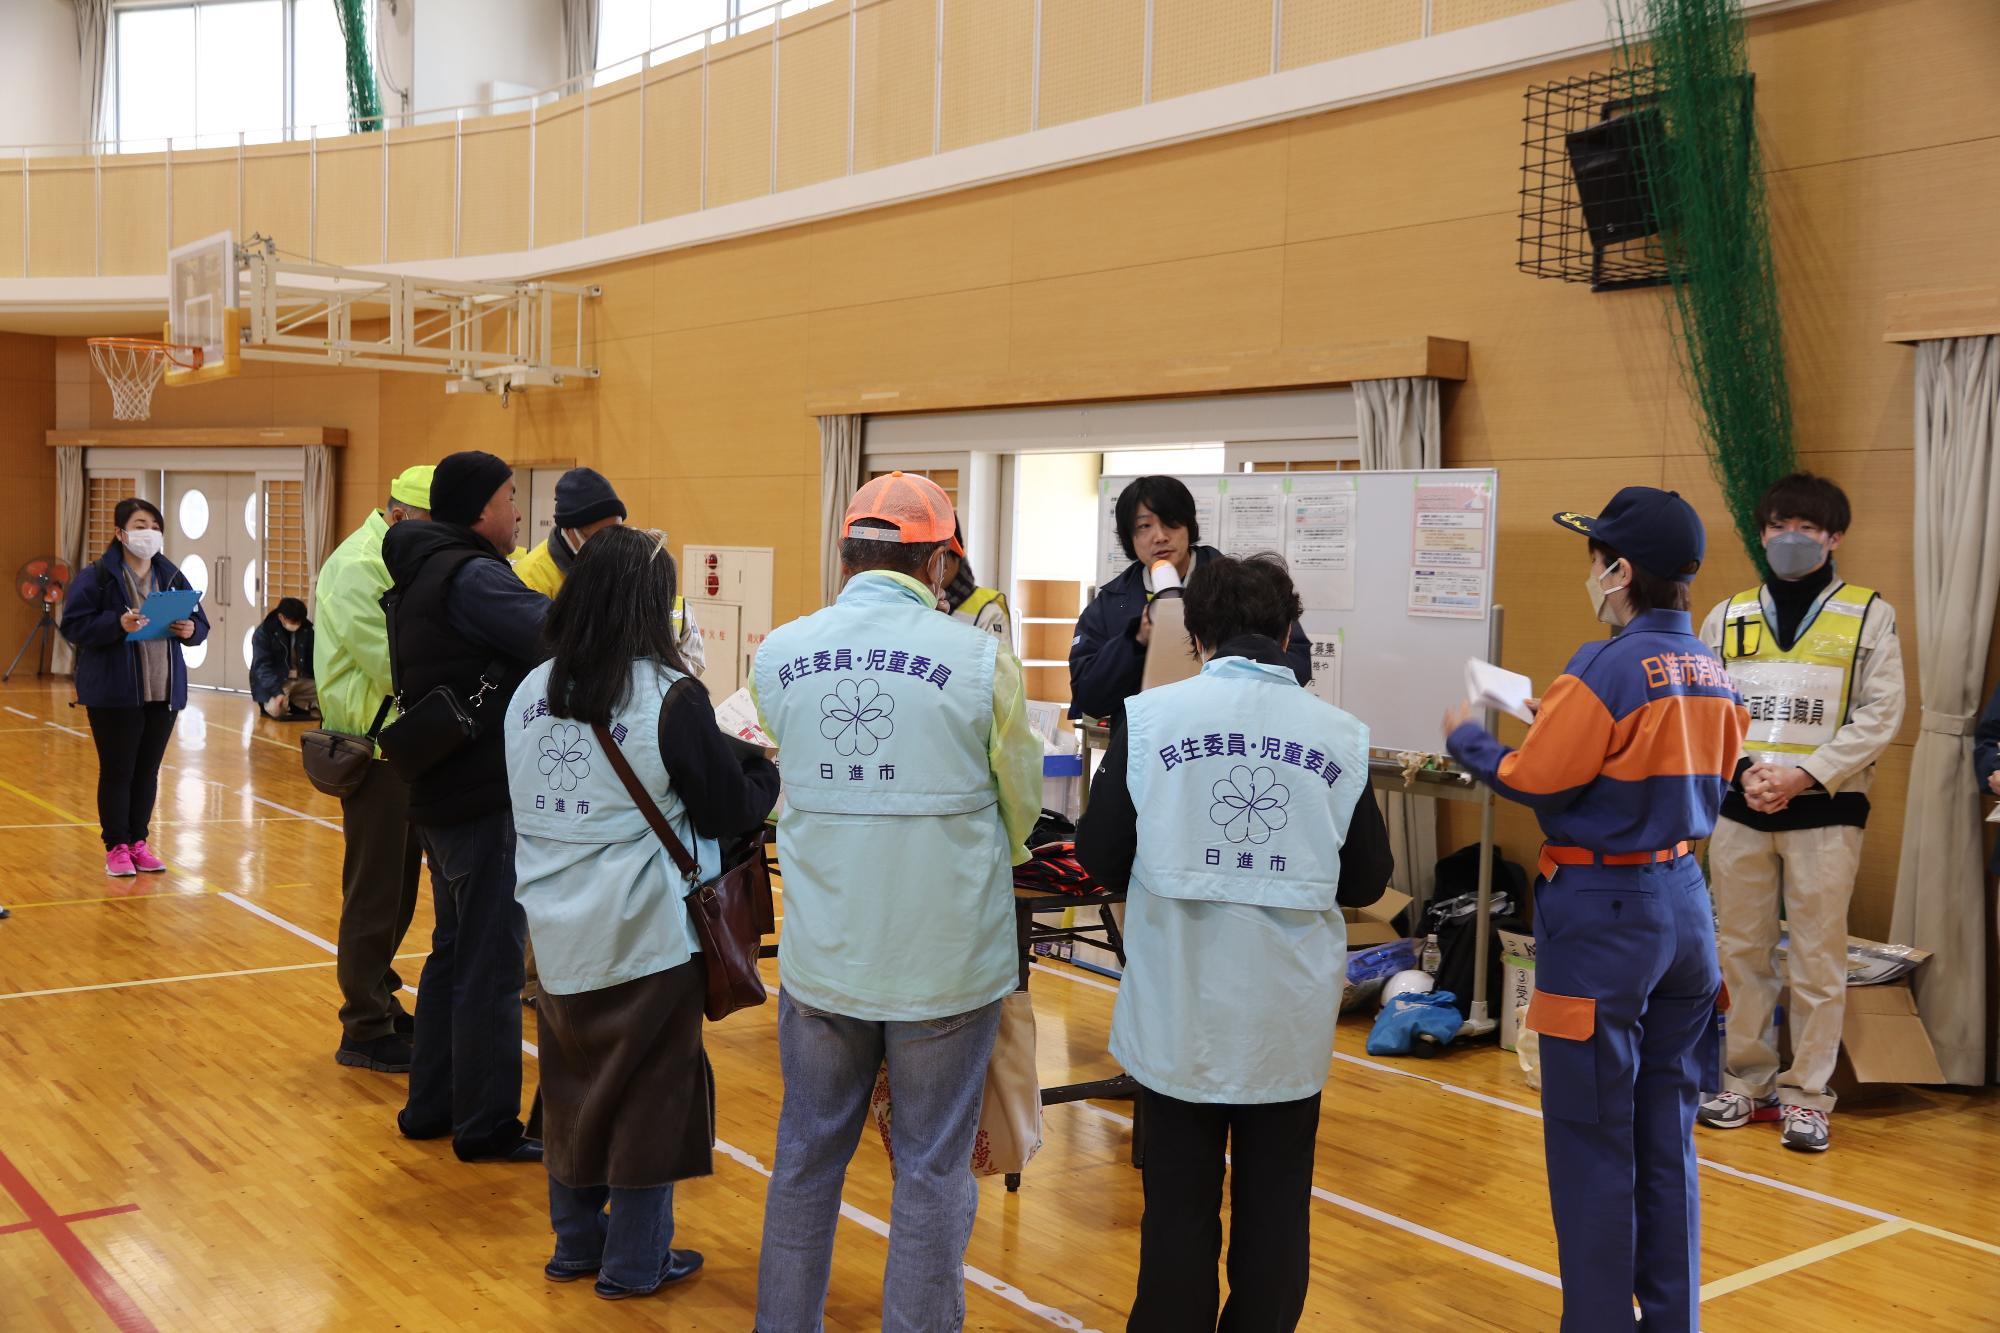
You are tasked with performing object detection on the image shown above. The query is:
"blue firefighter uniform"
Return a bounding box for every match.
[1447,488,1748,1333]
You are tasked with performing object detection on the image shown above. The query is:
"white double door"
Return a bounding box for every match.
[164,472,263,692]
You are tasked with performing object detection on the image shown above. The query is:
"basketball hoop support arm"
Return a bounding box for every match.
[237,237,600,392]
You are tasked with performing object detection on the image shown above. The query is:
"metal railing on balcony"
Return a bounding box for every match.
[0,0,1525,278]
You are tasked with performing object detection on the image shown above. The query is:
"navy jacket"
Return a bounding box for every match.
[248,610,315,705]
[60,544,212,710]
[1067,545,1312,723]
[1974,679,2000,874]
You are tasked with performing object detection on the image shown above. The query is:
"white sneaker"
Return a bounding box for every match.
[1780,1104,1830,1152]
[1696,1090,1780,1129]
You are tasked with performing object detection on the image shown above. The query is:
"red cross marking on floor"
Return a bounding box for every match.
[0,1147,156,1332]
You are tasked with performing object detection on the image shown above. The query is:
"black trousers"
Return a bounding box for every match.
[85,703,176,849]
[335,760,423,1042]
[397,809,529,1160]
[1129,1086,1321,1333]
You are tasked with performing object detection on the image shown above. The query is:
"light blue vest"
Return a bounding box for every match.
[753,572,1012,1021]
[1112,654,1371,1103]
[504,658,716,997]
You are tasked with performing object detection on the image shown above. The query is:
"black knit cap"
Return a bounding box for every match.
[430,450,514,527]
[553,467,627,529]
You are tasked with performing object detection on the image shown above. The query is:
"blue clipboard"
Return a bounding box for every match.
[127,588,202,641]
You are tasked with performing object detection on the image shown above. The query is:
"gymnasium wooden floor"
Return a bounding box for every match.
[1,680,1996,1331]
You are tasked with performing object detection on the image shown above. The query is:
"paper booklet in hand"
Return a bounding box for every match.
[713,687,775,750]
[1465,658,1536,725]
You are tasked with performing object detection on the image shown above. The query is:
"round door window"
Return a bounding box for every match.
[243,559,260,607]
[242,626,258,670]
[179,489,210,540]
[244,493,259,540]
[180,553,209,593]
[183,640,208,670]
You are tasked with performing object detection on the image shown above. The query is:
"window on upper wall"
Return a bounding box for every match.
[113,0,367,151]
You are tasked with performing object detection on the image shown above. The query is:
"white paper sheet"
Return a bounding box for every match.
[1465,658,1536,725]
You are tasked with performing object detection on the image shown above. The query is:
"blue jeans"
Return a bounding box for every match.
[397,809,529,1159]
[548,1179,675,1290]
[1534,855,1721,1333]
[755,990,1003,1333]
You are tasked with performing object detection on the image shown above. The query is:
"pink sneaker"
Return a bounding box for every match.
[106,845,137,877]
[128,840,167,873]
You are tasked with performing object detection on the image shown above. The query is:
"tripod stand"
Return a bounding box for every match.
[4,600,58,683]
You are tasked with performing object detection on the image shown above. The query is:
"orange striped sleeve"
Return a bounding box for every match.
[1600,694,1751,783]
[1492,674,1614,797]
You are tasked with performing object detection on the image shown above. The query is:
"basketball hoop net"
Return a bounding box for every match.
[87,338,204,421]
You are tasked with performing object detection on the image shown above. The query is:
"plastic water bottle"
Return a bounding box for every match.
[1421,933,1441,976]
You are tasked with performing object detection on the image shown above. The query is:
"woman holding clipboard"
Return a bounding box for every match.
[60,498,209,877]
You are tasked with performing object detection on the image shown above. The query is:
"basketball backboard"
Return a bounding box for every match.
[166,231,239,373]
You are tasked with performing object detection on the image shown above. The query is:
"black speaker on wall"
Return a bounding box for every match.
[1564,107,1666,251]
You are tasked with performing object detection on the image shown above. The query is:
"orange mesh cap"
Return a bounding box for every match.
[843,472,957,544]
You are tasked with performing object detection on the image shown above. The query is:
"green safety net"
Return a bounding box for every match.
[1614,0,1796,572]
[332,0,383,135]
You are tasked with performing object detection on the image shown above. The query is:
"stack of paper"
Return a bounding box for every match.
[1465,658,1536,725]
[713,687,774,749]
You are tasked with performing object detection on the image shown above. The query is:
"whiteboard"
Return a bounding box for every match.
[1096,470,1499,755]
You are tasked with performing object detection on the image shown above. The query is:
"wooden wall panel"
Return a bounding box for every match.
[386,128,455,262]
[853,0,936,173]
[775,11,851,192]
[705,39,776,207]
[642,67,705,221]
[241,150,310,262]
[586,84,643,235]
[1152,0,1274,102]
[26,166,95,277]
[458,119,532,256]
[534,103,587,248]
[940,0,1033,151]
[1012,125,1287,281]
[0,334,57,646]
[654,229,814,334]
[1432,0,1562,32]
[311,139,384,265]
[1009,247,1285,378]
[1037,0,1145,129]
[0,165,22,277]
[1281,0,1424,69]
[102,160,168,276]
[170,155,237,250]
[808,188,1012,309]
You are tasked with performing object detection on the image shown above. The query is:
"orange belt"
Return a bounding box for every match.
[1538,841,1691,881]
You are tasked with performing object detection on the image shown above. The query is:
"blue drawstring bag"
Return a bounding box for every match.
[1366,990,1462,1056]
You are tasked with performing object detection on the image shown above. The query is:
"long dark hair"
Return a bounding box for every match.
[543,526,696,726]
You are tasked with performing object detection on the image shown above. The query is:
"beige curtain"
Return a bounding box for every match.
[1892,334,2000,1086]
[1354,377,1443,903]
[302,445,335,610]
[560,0,600,83]
[51,445,86,674]
[1356,376,1441,471]
[818,414,864,608]
[74,0,114,146]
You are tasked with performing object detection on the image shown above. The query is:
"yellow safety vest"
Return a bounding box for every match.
[952,586,1008,628]
[518,539,687,633]
[1719,580,1876,766]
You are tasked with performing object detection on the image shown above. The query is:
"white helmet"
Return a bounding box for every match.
[1379,969,1436,1009]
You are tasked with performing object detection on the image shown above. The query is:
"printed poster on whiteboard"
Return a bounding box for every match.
[1307,630,1343,709]
[1285,475,1357,611]
[1408,478,1492,619]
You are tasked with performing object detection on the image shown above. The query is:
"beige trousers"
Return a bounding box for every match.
[1709,818,1864,1112]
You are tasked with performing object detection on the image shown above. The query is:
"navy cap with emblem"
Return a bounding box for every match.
[1552,487,1705,582]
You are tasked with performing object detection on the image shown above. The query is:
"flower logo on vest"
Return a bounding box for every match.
[1209,765,1289,845]
[537,722,593,791]
[820,677,896,756]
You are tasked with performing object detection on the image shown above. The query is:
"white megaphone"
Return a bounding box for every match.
[1138,559,1201,692]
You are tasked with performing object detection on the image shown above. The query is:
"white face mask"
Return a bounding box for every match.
[1586,559,1629,628]
[123,528,163,561]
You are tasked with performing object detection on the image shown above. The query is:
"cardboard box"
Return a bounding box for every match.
[1344,887,1413,947]
[1496,927,1537,1052]
[1800,979,1948,1096]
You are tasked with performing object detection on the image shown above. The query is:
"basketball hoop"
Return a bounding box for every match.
[87,338,204,421]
